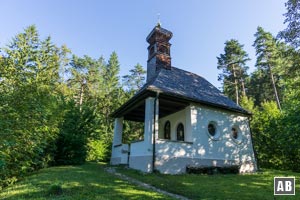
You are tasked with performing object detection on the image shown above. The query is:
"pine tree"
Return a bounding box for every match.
[217,39,250,104]
[253,27,283,110]
[122,63,146,94]
[278,0,300,48]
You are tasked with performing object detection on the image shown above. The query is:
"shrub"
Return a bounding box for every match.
[47,183,63,196]
[86,139,110,162]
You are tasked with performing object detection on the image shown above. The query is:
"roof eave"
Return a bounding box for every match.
[110,89,155,118]
[111,85,251,119]
[147,88,252,116]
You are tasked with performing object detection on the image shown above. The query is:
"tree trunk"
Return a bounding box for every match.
[269,65,282,111]
[79,83,84,112]
[232,64,239,105]
[241,78,247,97]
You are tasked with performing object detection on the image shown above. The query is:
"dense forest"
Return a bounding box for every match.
[1,0,300,189]
[0,26,146,188]
[217,0,300,172]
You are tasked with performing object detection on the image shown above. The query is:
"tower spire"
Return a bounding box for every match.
[157,13,161,27]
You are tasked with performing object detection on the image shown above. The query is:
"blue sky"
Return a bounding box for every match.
[0,0,287,88]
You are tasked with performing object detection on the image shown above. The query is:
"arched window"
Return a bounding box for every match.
[177,123,184,141]
[164,121,171,139]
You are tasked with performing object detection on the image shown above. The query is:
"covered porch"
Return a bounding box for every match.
[110,91,189,172]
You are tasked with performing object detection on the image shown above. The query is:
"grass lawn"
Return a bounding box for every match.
[1,162,300,200]
[116,166,300,200]
[0,163,171,200]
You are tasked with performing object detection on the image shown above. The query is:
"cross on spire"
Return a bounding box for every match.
[157,13,161,27]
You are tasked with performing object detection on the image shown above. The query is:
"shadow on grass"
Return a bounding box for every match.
[0,163,170,200]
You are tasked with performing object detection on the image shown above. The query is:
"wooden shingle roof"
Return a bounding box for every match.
[112,66,250,120]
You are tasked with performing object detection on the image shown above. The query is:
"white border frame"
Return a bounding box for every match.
[274,177,295,195]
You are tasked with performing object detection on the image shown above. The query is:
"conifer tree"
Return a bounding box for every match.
[122,63,146,94]
[253,27,283,110]
[0,25,70,186]
[278,0,300,48]
[217,39,250,104]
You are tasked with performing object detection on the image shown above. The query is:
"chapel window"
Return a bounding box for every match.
[231,126,242,144]
[207,121,220,140]
[164,121,171,139]
[177,123,184,141]
[208,123,216,136]
[232,127,238,139]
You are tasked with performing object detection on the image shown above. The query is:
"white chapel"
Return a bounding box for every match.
[110,24,257,174]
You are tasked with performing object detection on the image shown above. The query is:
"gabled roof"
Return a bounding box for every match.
[112,67,251,119]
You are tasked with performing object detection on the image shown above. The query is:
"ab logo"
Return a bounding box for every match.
[274,177,295,195]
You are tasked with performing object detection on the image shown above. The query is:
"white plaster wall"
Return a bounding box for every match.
[129,141,153,172]
[120,144,129,164]
[190,104,255,163]
[158,107,192,142]
[111,144,129,165]
[129,97,158,172]
[156,140,194,174]
[155,104,256,174]
[112,118,123,145]
[111,117,124,165]
[130,141,153,157]
[127,97,155,161]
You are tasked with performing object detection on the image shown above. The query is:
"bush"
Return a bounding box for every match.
[86,139,110,162]
[47,183,63,196]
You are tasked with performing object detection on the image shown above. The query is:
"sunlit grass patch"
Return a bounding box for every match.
[0,163,172,200]
[116,166,300,200]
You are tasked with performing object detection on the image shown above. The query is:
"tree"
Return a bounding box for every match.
[68,55,105,111]
[217,39,250,104]
[97,52,123,158]
[99,51,122,134]
[104,51,120,93]
[54,101,88,165]
[121,63,146,143]
[278,0,300,48]
[67,55,110,161]
[247,69,278,106]
[253,27,283,110]
[250,101,282,169]
[122,63,146,93]
[0,25,70,187]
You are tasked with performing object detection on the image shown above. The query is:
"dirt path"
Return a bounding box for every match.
[105,167,190,200]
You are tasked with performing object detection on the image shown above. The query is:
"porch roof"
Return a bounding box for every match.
[111,66,251,122]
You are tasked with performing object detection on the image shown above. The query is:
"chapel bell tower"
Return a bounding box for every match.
[146,23,173,82]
